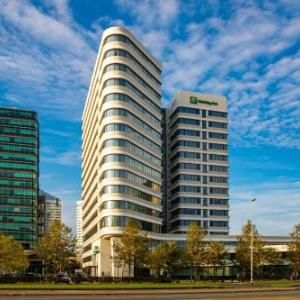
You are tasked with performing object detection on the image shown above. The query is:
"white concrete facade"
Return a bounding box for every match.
[166,90,229,235]
[76,200,83,256]
[82,26,162,276]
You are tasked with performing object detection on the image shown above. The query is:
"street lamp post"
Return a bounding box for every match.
[250,198,256,286]
[250,219,253,286]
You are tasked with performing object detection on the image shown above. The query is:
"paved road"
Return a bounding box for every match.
[2,290,300,300]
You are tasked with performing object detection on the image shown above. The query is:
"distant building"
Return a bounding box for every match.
[0,107,39,250]
[76,200,83,255]
[38,190,61,233]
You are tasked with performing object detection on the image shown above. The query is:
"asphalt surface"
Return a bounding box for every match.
[1,290,300,299]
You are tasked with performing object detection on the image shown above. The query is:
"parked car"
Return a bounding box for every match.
[55,272,71,284]
[22,273,42,282]
[74,269,87,283]
[0,274,17,283]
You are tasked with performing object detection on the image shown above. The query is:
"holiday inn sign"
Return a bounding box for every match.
[190,96,218,106]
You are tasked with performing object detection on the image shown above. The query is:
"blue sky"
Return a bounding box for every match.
[0,0,299,236]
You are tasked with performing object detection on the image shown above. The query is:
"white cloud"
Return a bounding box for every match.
[172,6,300,148]
[230,177,300,235]
[0,0,98,120]
[42,148,81,166]
[1,0,298,148]
[0,0,90,54]
[42,128,74,138]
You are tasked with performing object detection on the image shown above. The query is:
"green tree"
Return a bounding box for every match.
[235,220,266,280]
[0,233,29,273]
[261,247,280,265]
[37,220,76,276]
[185,223,206,281]
[289,224,300,279]
[163,241,180,278]
[148,243,165,277]
[112,220,148,277]
[148,241,179,279]
[207,241,225,279]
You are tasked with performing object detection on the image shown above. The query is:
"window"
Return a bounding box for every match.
[171,140,200,151]
[209,198,228,205]
[171,197,202,205]
[171,220,202,227]
[104,79,160,113]
[104,49,161,86]
[209,165,228,172]
[171,163,201,172]
[170,151,201,162]
[209,187,228,195]
[0,127,37,137]
[209,176,228,183]
[171,185,201,194]
[100,216,161,232]
[103,123,161,153]
[103,93,160,126]
[100,200,161,218]
[209,143,228,150]
[101,185,160,204]
[103,139,160,165]
[102,154,161,178]
[104,34,161,74]
[209,209,228,216]
[104,63,161,100]
[170,107,199,120]
[103,108,160,139]
[171,208,202,217]
[209,154,228,161]
[171,129,200,139]
[0,109,37,120]
[208,121,227,129]
[102,169,160,192]
[209,221,228,227]
[208,132,227,140]
[208,111,227,118]
[171,174,201,183]
[170,118,200,128]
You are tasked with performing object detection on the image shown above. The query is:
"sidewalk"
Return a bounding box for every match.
[0,287,296,297]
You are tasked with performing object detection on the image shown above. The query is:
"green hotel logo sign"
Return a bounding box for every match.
[190,96,218,106]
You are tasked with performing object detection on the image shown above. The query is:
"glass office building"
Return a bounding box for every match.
[0,107,39,250]
[38,189,61,233]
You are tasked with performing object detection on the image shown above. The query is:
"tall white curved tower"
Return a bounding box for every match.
[81,27,162,275]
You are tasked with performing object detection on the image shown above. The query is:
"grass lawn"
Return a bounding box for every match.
[0,280,300,290]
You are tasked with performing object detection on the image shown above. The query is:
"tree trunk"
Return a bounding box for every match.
[190,262,193,282]
[128,263,131,282]
[222,264,225,283]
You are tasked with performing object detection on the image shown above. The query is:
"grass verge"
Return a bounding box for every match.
[0,280,299,290]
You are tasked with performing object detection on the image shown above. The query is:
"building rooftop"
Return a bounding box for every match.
[39,189,59,201]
